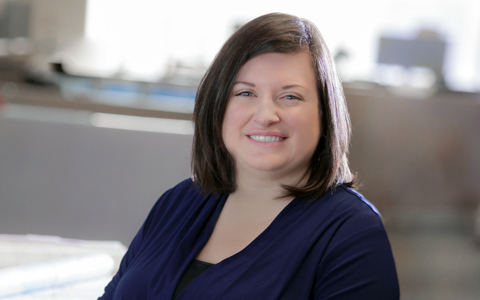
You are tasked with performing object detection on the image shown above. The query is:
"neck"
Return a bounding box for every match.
[234,175,285,203]
[232,168,307,205]
[227,176,293,222]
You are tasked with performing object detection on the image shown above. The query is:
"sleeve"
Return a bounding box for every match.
[97,198,163,300]
[312,215,400,300]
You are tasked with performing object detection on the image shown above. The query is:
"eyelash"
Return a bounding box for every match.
[235,91,254,97]
[284,95,302,101]
[234,91,303,101]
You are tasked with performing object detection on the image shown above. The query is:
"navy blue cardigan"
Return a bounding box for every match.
[99,179,399,299]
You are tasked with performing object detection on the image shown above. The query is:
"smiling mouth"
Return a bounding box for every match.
[248,135,286,142]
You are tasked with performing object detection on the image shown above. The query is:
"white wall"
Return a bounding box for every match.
[30,0,87,55]
[82,0,480,91]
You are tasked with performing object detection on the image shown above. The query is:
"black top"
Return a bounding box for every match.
[173,259,214,299]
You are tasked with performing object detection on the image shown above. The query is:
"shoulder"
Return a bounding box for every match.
[152,178,206,208]
[336,185,380,215]
[311,187,399,298]
[160,177,200,198]
[308,185,391,262]
[141,178,213,233]
[315,185,383,229]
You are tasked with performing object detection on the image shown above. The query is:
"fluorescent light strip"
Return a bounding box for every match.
[90,113,193,135]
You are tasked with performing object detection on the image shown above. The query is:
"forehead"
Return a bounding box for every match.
[235,52,317,86]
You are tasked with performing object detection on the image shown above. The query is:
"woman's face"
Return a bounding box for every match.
[222,51,321,183]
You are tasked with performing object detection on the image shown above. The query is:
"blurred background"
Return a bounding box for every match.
[0,0,479,299]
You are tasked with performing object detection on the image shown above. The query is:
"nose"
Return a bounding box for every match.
[253,97,280,127]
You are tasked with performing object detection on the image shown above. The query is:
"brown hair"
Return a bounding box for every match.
[191,12,355,200]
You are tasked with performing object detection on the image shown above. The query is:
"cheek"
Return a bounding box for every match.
[222,107,234,139]
[222,104,243,149]
[223,104,248,133]
[294,110,321,146]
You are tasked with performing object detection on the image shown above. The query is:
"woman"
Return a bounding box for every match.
[99,13,399,299]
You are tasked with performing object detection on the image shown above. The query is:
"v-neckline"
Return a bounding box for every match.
[198,194,300,265]
[174,195,301,299]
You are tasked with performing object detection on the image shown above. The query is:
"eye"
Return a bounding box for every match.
[235,91,254,97]
[283,95,302,101]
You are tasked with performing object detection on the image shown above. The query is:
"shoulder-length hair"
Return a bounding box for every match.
[191,12,355,200]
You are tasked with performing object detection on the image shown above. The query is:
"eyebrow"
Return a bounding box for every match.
[233,81,308,91]
[233,81,255,87]
[281,84,307,91]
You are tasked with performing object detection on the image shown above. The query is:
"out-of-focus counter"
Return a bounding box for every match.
[0,234,126,299]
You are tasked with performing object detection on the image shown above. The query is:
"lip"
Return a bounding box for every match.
[245,130,288,144]
[245,130,288,138]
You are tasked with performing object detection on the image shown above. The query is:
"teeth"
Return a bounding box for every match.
[249,135,284,142]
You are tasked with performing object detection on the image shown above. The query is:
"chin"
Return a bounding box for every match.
[246,159,285,170]
[247,161,297,175]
